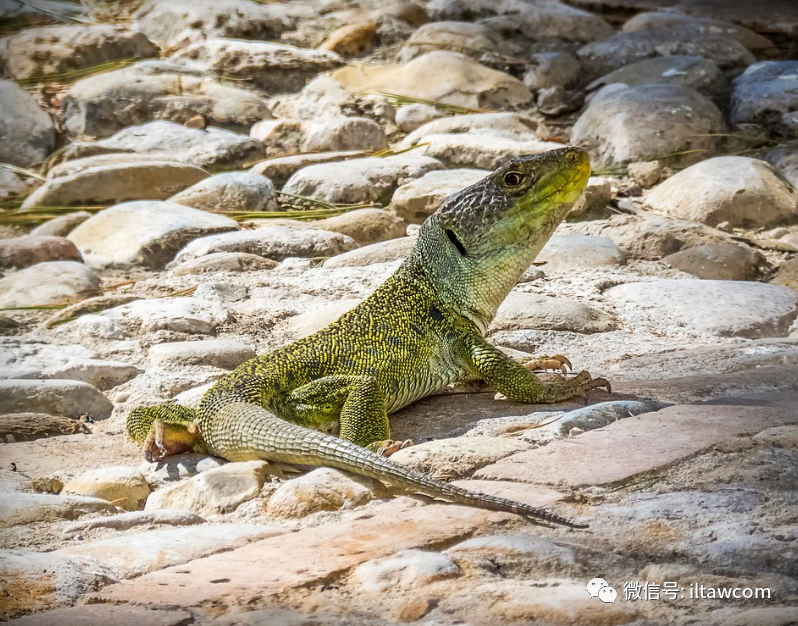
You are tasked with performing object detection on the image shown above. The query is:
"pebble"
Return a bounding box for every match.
[0,236,82,269]
[0,413,89,443]
[403,112,539,146]
[395,103,446,133]
[170,171,278,213]
[323,236,416,268]
[68,200,239,269]
[148,339,255,369]
[771,258,798,292]
[489,292,619,334]
[731,61,798,137]
[390,168,489,224]
[664,243,768,281]
[537,234,626,271]
[311,208,407,246]
[403,133,561,170]
[301,117,388,153]
[0,261,99,308]
[63,466,150,511]
[644,156,798,228]
[0,80,56,168]
[139,453,227,486]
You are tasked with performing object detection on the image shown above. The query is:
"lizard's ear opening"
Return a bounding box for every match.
[445,229,467,256]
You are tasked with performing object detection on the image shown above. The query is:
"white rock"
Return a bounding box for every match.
[149,340,255,369]
[0,260,99,308]
[353,549,461,593]
[62,510,206,535]
[0,492,116,528]
[323,237,416,268]
[537,234,626,271]
[266,468,383,518]
[170,251,277,276]
[400,20,511,62]
[490,292,619,334]
[170,171,278,213]
[0,379,113,420]
[309,208,408,247]
[63,466,150,511]
[390,169,489,224]
[402,112,539,147]
[68,200,239,269]
[99,297,230,336]
[301,117,387,153]
[395,104,446,133]
[607,280,798,339]
[446,534,577,569]
[0,80,56,167]
[249,119,303,157]
[644,156,798,228]
[479,0,613,43]
[250,150,364,187]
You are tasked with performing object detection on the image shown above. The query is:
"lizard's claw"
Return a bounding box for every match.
[569,371,612,404]
[142,420,200,462]
[523,354,572,375]
[374,439,414,457]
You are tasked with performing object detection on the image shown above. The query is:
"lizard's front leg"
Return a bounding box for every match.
[466,336,610,404]
[280,375,412,456]
[126,404,205,461]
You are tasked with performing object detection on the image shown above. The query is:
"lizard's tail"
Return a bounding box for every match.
[206,402,587,529]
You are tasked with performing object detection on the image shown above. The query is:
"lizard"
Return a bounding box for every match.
[126,147,609,528]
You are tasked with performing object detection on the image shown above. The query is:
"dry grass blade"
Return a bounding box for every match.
[0,163,46,182]
[165,285,198,298]
[15,57,141,88]
[371,142,429,158]
[376,91,488,115]
[15,0,93,24]
[0,205,106,226]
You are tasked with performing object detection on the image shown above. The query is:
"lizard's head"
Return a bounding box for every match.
[417,147,590,330]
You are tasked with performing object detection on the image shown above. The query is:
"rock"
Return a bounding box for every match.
[0,413,89,443]
[0,492,116,528]
[319,21,377,57]
[401,134,563,170]
[58,524,280,578]
[644,156,798,228]
[133,0,301,49]
[546,400,667,437]
[577,28,755,74]
[403,111,539,147]
[331,51,531,111]
[170,252,277,276]
[269,74,361,121]
[0,24,158,81]
[266,467,383,518]
[395,104,446,133]
[708,607,798,626]
[61,60,273,139]
[390,437,530,480]
[59,121,266,173]
[172,225,356,265]
[301,117,387,153]
[250,151,364,187]
[0,261,100,307]
[278,299,362,341]
[390,169,488,224]
[400,21,511,63]
[139,453,227,486]
[249,119,303,157]
[537,234,626,271]
[767,144,798,188]
[174,39,343,92]
[586,55,725,97]
[445,534,577,574]
[68,201,239,269]
[145,460,271,515]
[772,258,798,292]
[665,243,768,281]
[62,509,206,535]
[63,466,150,511]
[523,52,582,91]
[6,605,193,626]
[282,155,443,205]
[622,12,775,51]
[23,162,209,208]
[324,237,416,268]
[731,61,798,137]
[489,292,619,334]
[353,549,460,593]
[572,83,725,168]
[0,236,81,269]
[0,378,113,420]
[311,209,407,246]
[0,80,55,167]
[29,212,91,237]
[170,171,278,213]
[0,551,117,619]
[606,280,798,339]
[98,297,230,336]
[149,339,255,369]
[627,160,664,187]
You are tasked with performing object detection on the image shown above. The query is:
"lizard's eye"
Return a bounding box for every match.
[503,171,524,187]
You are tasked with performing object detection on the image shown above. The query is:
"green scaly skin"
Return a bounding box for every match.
[127,147,609,528]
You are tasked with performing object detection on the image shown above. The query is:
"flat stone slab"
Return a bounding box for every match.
[474,392,798,487]
[6,605,193,626]
[92,499,503,608]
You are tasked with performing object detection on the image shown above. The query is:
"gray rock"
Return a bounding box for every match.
[606,279,798,339]
[58,121,266,173]
[731,61,798,137]
[30,212,91,237]
[548,400,667,437]
[63,466,150,511]
[324,237,416,268]
[401,134,561,170]
[250,150,364,187]
[266,467,383,518]
[395,103,446,133]
[766,144,798,188]
[0,80,55,167]
[400,20,511,63]
[0,261,100,308]
[170,171,278,213]
[139,453,227,486]
[134,0,303,49]
[402,112,539,147]
[523,52,582,91]
[170,252,277,276]
[172,225,356,264]
[249,119,303,157]
[149,339,255,369]
[644,156,798,228]
[6,606,193,626]
[62,510,206,535]
[0,236,82,269]
[390,168,489,224]
[174,38,343,93]
[572,83,725,168]
[310,208,407,247]
[772,257,798,292]
[577,28,755,74]
[353,549,460,593]
[707,607,798,626]
[445,534,577,573]
[537,234,626,271]
[98,297,230,336]
[61,60,273,139]
[0,24,158,81]
[665,243,768,281]
[269,75,361,122]
[68,200,239,269]
[145,460,271,515]
[23,162,209,208]
[0,491,116,528]
[0,379,113,420]
[282,155,443,205]
[586,55,725,97]
[0,413,90,443]
[489,292,619,334]
[301,117,387,153]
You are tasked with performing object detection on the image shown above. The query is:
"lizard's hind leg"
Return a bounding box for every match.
[126,404,204,461]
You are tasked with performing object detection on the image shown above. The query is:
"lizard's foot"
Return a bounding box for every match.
[544,370,611,404]
[522,354,572,375]
[143,419,201,462]
[369,439,414,457]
